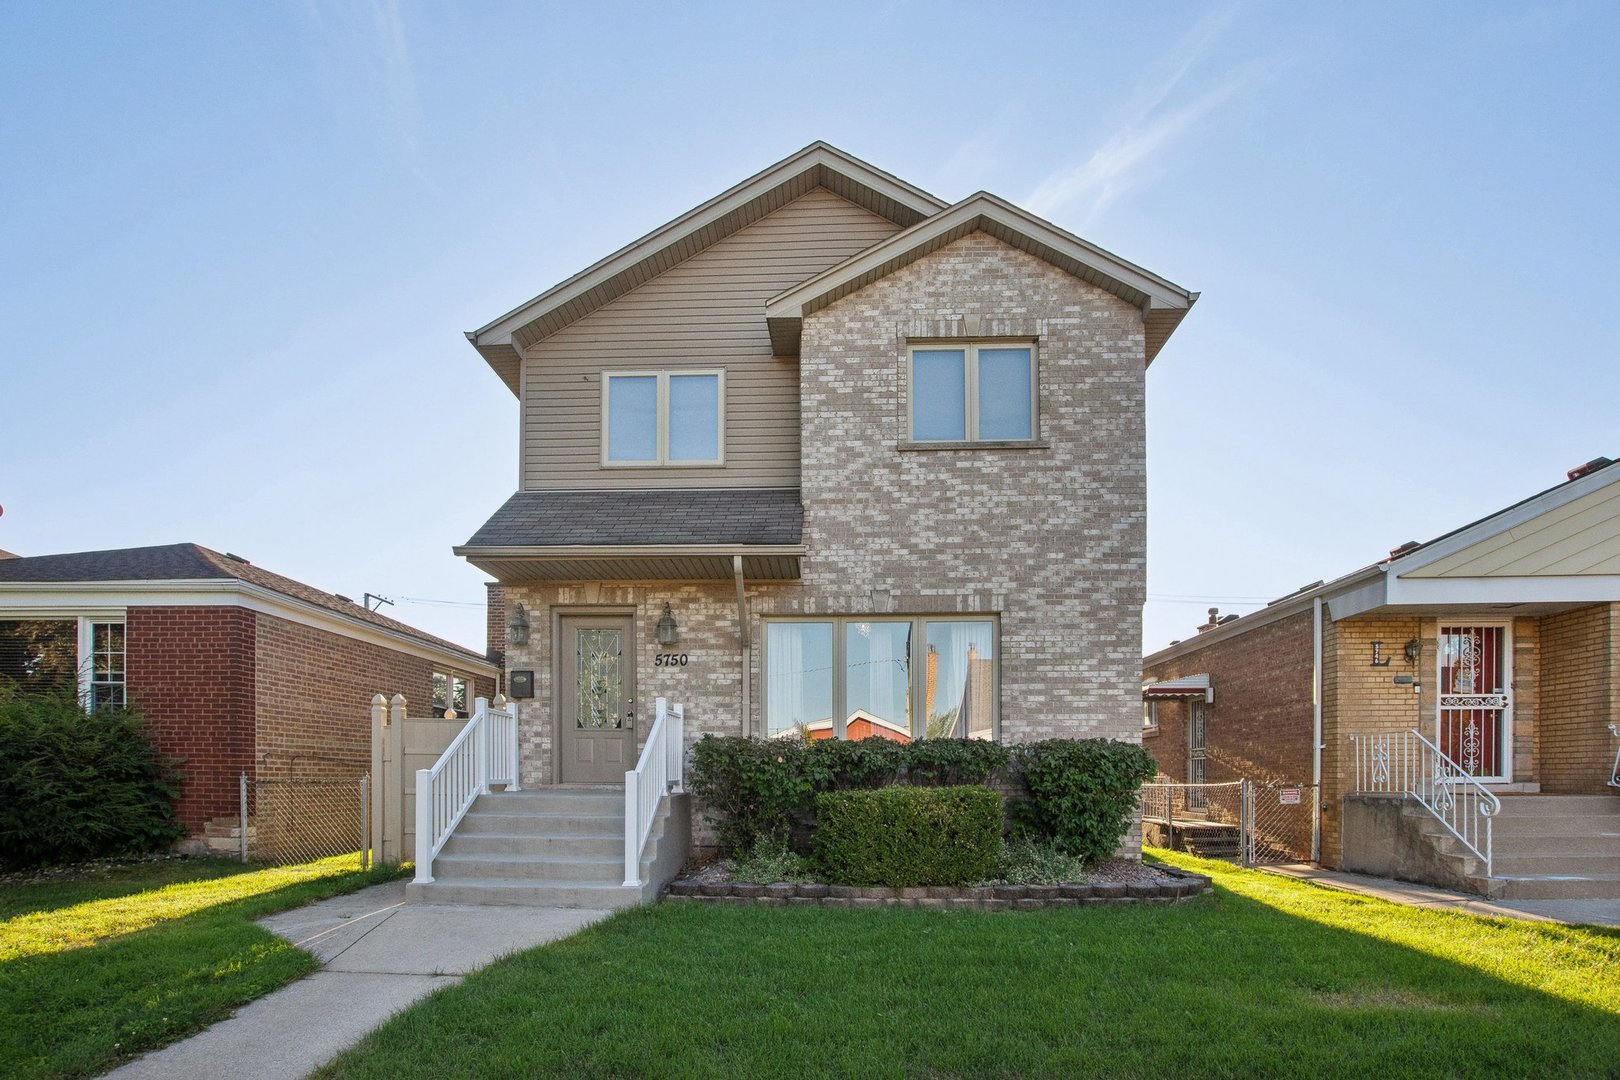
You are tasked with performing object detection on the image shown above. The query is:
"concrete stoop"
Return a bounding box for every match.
[1397,794,1620,900]
[406,788,688,908]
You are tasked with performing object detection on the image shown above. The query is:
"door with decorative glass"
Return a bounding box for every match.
[558,615,636,783]
[1436,623,1512,781]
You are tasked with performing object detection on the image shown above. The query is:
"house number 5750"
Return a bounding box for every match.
[654,653,689,667]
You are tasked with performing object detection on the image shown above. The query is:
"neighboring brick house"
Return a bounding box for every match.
[0,544,497,838]
[453,142,1197,870]
[1142,458,1620,899]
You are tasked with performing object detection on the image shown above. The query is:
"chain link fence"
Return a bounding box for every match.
[239,773,371,867]
[1142,776,1316,867]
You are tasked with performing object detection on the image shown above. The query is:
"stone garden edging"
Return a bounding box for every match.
[663,866,1212,910]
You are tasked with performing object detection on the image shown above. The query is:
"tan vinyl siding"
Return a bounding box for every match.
[521,188,900,490]
[1406,479,1620,577]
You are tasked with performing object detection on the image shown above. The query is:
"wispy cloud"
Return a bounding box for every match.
[1025,6,1273,225]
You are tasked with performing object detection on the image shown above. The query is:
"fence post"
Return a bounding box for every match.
[1241,779,1253,868]
[414,767,434,883]
[360,774,371,871]
[624,769,640,888]
[1166,789,1175,853]
[474,697,489,795]
[387,694,407,864]
[369,694,387,864]
[239,771,249,864]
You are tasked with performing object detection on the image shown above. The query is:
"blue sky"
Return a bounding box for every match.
[2,2,1616,654]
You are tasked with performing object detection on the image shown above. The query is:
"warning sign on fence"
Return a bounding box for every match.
[1278,788,1302,805]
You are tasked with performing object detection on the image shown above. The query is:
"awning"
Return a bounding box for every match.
[1143,674,1213,702]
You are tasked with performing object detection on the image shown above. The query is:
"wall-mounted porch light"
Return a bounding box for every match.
[656,602,679,647]
[507,602,530,646]
[1403,639,1421,663]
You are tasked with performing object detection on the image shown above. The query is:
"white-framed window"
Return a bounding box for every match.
[432,671,471,718]
[81,620,126,710]
[763,615,998,742]
[1143,699,1159,732]
[907,342,1037,443]
[602,369,725,466]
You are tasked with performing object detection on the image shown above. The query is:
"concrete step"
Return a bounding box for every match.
[1491,795,1620,818]
[431,852,623,882]
[473,789,624,814]
[407,877,643,909]
[1493,832,1620,856]
[1490,815,1620,837]
[1491,873,1620,900]
[455,812,623,837]
[440,832,621,858]
[1491,853,1620,877]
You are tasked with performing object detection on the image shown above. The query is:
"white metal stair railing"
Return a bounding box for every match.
[414,696,521,885]
[1347,728,1500,877]
[625,697,684,888]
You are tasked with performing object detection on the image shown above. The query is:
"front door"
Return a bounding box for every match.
[559,615,636,784]
[1187,700,1208,810]
[1437,623,1512,781]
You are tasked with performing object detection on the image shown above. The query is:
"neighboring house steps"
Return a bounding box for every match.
[1396,794,1620,900]
[406,787,687,908]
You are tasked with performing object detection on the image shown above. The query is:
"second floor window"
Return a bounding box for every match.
[908,342,1036,443]
[603,370,724,466]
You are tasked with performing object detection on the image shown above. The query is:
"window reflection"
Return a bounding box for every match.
[925,621,994,739]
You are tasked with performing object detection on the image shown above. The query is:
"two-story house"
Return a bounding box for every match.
[415,143,1197,904]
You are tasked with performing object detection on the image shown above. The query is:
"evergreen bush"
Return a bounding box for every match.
[814,785,1002,887]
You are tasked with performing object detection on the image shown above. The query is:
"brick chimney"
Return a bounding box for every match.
[1197,607,1221,634]
[485,582,506,667]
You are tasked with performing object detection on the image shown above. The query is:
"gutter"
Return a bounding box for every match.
[1312,596,1323,864]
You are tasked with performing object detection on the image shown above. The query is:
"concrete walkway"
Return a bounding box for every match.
[1260,864,1620,927]
[108,881,613,1080]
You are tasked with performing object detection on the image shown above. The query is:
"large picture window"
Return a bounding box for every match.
[908,342,1036,444]
[764,616,998,742]
[603,370,724,466]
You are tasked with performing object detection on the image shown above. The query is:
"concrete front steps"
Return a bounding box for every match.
[406,787,688,909]
[1409,793,1620,899]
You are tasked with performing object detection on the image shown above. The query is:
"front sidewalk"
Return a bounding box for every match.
[107,880,613,1080]
[1260,863,1620,927]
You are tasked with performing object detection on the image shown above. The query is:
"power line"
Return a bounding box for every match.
[397,596,485,608]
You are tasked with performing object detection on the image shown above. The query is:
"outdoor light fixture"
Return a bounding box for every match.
[1404,639,1421,663]
[507,602,530,646]
[656,602,679,647]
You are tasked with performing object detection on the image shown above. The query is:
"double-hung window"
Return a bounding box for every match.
[602,370,724,466]
[908,342,1037,443]
[432,671,471,718]
[764,616,998,742]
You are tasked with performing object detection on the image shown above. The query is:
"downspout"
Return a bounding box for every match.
[734,556,751,735]
[1311,595,1323,864]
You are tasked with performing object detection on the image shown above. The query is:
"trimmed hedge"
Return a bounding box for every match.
[688,735,1010,854]
[1011,739,1156,864]
[0,689,185,868]
[814,785,1002,887]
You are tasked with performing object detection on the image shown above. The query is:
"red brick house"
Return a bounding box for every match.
[0,544,497,840]
[1143,458,1620,900]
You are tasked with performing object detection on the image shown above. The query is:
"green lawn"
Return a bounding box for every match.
[320,850,1620,1080]
[0,854,405,1079]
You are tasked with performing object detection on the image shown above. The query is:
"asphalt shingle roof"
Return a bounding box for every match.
[0,543,488,663]
[463,489,804,548]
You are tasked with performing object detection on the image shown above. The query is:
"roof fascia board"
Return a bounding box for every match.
[1384,574,1620,608]
[0,580,495,674]
[453,543,808,559]
[1389,463,1620,579]
[1142,566,1382,667]
[469,144,946,349]
[766,192,1196,323]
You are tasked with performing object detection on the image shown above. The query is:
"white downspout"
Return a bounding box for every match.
[734,556,751,735]
[1311,596,1324,864]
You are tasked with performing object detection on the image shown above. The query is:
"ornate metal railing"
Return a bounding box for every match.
[624,697,683,888]
[1347,728,1499,876]
[413,696,519,884]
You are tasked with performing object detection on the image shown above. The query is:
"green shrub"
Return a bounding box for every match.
[814,785,1002,887]
[724,839,816,884]
[0,690,185,868]
[1011,739,1156,865]
[688,735,809,854]
[902,738,1009,786]
[800,736,906,791]
[997,835,1086,885]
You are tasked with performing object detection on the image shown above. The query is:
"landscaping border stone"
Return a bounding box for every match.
[662,866,1211,909]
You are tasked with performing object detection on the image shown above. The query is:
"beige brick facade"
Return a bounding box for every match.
[1539,603,1620,793]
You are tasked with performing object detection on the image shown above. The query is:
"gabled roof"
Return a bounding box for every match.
[467,142,948,395]
[764,191,1199,364]
[0,543,491,665]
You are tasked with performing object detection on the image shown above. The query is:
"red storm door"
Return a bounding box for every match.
[1437,624,1511,780]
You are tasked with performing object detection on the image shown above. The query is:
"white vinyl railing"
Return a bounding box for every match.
[624,697,684,888]
[414,696,520,884]
[1348,728,1500,876]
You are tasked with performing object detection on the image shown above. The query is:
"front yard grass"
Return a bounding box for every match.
[0,853,404,1079]
[321,849,1620,1080]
